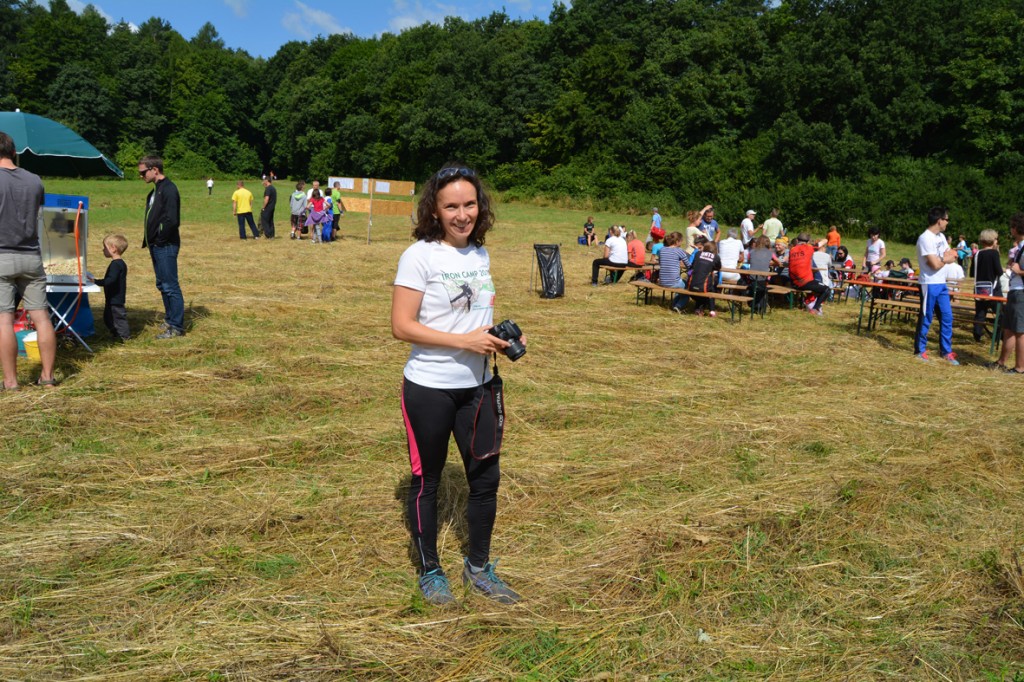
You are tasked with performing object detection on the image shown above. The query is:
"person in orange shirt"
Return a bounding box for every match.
[626,230,647,280]
[826,225,841,260]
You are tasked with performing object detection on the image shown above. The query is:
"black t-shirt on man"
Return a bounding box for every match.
[263,184,277,216]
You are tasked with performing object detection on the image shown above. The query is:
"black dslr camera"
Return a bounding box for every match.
[488,319,526,361]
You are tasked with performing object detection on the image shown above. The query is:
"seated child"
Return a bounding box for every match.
[89,234,131,342]
[875,260,895,279]
[583,217,596,246]
[898,257,915,278]
[688,241,721,317]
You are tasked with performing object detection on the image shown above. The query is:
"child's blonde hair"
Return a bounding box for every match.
[978,230,997,248]
[104,234,128,255]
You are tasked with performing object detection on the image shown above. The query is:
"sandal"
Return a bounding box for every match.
[35,378,58,387]
[1003,367,1024,375]
[985,361,1007,371]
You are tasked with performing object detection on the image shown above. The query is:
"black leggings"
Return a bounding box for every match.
[401,378,501,573]
[592,258,626,283]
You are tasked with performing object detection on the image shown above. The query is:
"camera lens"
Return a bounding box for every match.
[504,338,526,361]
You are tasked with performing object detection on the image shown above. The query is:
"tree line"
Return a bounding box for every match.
[2,0,1022,240]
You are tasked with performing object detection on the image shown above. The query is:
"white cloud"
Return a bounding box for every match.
[55,0,137,32]
[388,0,460,33]
[282,1,351,39]
[224,0,248,19]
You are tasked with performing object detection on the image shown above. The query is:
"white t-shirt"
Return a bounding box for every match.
[916,230,950,285]
[394,240,495,389]
[866,238,885,264]
[206,179,213,188]
[812,251,832,287]
[718,238,743,269]
[942,262,965,282]
[740,217,755,243]
[605,235,628,264]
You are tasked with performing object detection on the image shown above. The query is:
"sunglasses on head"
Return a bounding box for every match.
[435,166,475,181]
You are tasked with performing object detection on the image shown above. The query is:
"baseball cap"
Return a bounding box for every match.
[746,210,756,216]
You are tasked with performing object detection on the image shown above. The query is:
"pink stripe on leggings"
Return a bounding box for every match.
[400,383,426,533]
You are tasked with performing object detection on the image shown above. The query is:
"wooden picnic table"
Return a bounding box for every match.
[720,267,774,278]
[856,280,1006,354]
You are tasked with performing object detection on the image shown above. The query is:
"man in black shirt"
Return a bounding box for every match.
[261,177,277,239]
[138,155,185,338]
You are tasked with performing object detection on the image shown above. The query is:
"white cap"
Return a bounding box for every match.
[746,210,756,216]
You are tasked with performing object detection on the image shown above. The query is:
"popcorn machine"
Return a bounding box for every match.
[37,192,97,350]
[40,193,88,283]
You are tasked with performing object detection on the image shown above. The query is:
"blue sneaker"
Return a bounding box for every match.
[462,558,521,604]
[418,568,456,606]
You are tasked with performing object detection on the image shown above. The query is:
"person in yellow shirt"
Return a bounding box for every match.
[231,180,261,240]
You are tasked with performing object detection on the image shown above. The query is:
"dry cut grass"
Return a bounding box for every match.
[1,180,1023,680]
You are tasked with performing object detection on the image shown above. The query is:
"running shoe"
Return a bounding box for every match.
[916,351,930,362]
[943,352,960,366]
[462,558,521,604]
[418,568,456,606]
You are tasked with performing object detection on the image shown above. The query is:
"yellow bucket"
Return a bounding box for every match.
[23,332,40,362]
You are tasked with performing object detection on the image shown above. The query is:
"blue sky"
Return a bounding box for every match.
[59,0,559,58]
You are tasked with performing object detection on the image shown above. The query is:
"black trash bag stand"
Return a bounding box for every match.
[530,243,564,299]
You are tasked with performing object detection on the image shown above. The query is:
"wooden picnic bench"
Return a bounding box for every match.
[856,281,1005,354]
[599,264,653,284]
[629,280,753,321]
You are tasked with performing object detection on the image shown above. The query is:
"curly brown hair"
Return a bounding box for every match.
[413,165,494,247]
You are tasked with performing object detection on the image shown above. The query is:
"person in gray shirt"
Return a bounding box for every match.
[0,130,57,388]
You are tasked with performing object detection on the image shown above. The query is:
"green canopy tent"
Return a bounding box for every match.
[0,110,123,178]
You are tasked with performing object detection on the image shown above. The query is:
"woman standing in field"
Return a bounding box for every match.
[391,165,523,606]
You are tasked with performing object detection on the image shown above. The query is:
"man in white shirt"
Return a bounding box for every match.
[915,207,959,364]
[306,180,321,200]
[740,210,758,247]
[718,228,744,282]
[996,213,1024,373]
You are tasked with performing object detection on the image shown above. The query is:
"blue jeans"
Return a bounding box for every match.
[916,283,952,356]
[150,244,184,332]
[826,246,838,260]
[661,278,688,310]
[237,212,259,239]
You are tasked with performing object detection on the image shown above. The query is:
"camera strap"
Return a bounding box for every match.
[470,353,505,460]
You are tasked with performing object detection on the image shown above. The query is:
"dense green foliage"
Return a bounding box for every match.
[2,0,1023,238]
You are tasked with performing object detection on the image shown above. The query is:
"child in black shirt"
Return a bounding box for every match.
[90,234,130,342]
[688,241,722,317]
